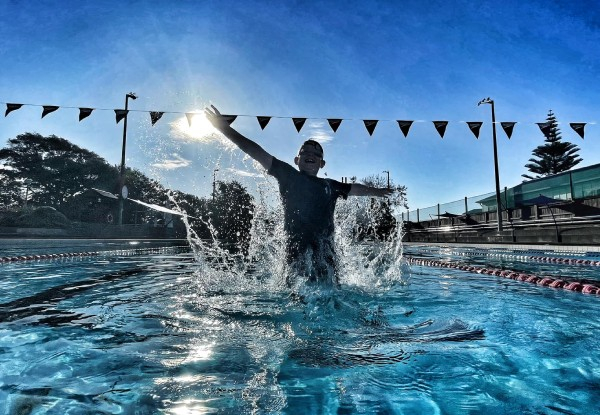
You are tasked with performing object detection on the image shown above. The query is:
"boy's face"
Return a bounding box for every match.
[294,143,325,176]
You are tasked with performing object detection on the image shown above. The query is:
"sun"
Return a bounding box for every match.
[171,110,217,142]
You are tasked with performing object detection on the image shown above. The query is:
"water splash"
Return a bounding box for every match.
[172,173,410,297]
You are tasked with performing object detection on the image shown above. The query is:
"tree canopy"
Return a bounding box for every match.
[0,133,117,208]
[0,132,256,246]
[523,110,583,180]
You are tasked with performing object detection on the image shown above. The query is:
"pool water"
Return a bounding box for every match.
[1,242,599,414]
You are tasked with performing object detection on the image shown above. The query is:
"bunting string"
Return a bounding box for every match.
[1,101,596,140]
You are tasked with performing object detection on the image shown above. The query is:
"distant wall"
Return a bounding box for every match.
[0,223,179,239]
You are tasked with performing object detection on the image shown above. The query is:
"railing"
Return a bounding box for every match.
[403,164,600,224]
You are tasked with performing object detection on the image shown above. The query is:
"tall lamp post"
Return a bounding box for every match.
[382,170,390,189]
[478,97,503,232]
[118,92,137,226]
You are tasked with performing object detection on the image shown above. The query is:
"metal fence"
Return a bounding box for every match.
[403,163,600,223]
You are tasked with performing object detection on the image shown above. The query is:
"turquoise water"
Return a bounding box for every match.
[1,242,599,414]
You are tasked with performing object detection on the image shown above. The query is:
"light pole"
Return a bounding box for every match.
[212,168,219,200]
[478,97,503,232]
[382,170,390,189]
[118,92,137,226]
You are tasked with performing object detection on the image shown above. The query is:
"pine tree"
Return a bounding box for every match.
[522,110,582,180]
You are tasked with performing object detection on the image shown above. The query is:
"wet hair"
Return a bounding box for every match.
[299,139,324,157]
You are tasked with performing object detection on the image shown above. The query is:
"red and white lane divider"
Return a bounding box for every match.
[0,246,189,264]
[405,256,600,296]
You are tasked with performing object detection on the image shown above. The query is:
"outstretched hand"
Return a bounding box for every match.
[348,183,396,197]
[204,105,229,131]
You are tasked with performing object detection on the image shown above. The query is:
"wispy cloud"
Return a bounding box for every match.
[152,154,191,170]
[304,120,334,144]
[225,167,263,178]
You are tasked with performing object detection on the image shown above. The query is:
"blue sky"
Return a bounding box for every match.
[1,0,600,210]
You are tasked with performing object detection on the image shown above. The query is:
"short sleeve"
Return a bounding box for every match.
[268,157,294,184]
[329,179,352,200]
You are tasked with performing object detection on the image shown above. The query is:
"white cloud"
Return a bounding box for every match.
[304,120,334,144]
[152,154,191,170]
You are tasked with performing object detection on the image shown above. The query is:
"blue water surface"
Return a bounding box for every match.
[0,241,599,414]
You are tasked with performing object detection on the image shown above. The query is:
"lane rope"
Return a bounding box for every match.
[405,256,600,296]
[409,247,600,266]
[0,245,190,264]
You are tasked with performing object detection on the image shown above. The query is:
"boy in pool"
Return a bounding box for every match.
[205,105,393,285]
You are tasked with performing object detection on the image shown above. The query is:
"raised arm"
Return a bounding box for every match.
[205,105,273,171]
[348,183,394,197]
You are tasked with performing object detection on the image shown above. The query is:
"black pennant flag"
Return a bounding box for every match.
[115,109,128,124]
[257,116,271,130]
[222,114,237,125]
[537,122,551,136]
[5,103,23,117]
[327,118,342,133]
[433,121,448,138]
[501,122,516,139]
[293,118,307,132]
[570,122,586,139]
[79,108,93,121]
[363,120,378,136]
[41,105,59,118]
[397,120,413,137]
[466,122,483,139]
[150,112,164,126]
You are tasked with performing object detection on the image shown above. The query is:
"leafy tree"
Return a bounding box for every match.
[171,190,212,239]
[0,167,21,208]
[209,180,254,253]
[355,174,407,240]
[0,133,118,209]
[523,110,582,180]
[0,132,255,247]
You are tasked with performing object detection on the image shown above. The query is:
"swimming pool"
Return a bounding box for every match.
[1,240,599,414]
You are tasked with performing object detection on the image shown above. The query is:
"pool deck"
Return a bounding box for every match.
[403,241,600,255]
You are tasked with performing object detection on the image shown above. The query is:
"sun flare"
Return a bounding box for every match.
[171,111,217,142]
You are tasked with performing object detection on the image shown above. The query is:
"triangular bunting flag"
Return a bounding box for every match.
[41,105,59,118]
[115,109,128,124]
[466,122,483,139]
[537,122,551,136]
[397,120,413,138]
[433,121,448,138]
[79,108,93,121]
[222,114,237,125]
[500,122,516,139]
[150,111,164,126]
[363,120,378,136]
[570,122,586,139]
[5,103,23,117]
[185,113,194,127]
[327,118,342,133]
[292,118,307,133]
[257,116,271,130]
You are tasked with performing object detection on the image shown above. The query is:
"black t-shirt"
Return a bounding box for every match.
[268,157,352,253]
